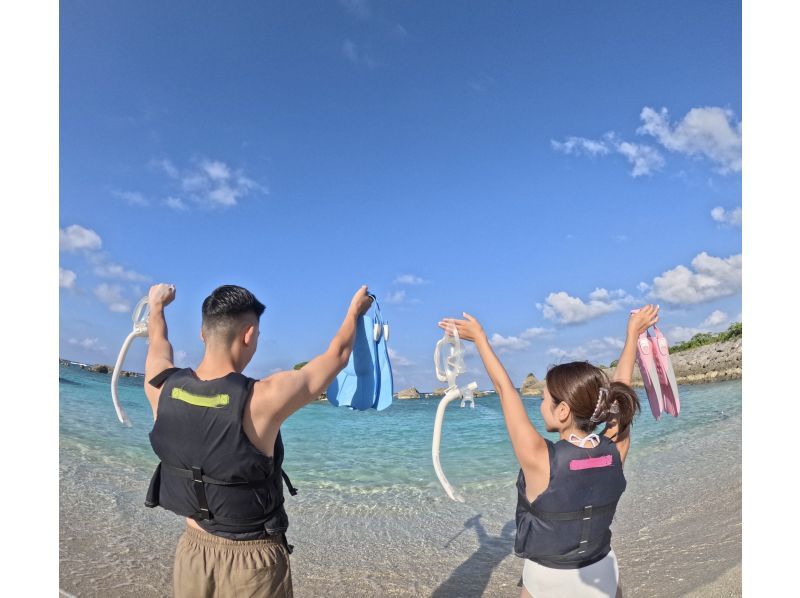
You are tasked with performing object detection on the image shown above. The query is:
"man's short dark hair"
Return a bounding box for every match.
[201,285,265,341]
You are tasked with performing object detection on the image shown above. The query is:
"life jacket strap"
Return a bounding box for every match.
[578,505,594,554]
[529,501,616,521]
[149,367,181,388]
[191,466,212,520]
[281,470,298,496]
[160,462,269,487]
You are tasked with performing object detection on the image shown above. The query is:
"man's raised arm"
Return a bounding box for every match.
[144,283,176,415]
[254,286,374,425]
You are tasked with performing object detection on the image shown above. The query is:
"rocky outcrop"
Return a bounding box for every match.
[71,362,142,377]
[520,373,545,396]
[394,387,421,400]
[600,338,742,386]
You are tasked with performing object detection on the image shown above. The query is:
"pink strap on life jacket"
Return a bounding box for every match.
[569,455,613,471]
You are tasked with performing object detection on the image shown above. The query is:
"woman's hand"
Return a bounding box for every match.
[627,304,659,338]
[437,312,487,343]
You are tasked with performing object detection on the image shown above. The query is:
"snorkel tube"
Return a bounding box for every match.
[431,324,478,502]
[110,295,151,427]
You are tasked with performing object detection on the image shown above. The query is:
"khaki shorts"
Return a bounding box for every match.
[173,525,293,598]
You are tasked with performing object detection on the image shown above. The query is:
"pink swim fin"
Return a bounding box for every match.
[635,329,664,420]
[651,326,680,417]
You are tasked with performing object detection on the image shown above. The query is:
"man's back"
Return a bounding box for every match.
[140,282,374,598]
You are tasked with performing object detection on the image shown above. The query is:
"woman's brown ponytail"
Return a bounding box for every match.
[545,362,641,434]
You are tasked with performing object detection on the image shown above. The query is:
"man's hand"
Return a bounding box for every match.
[437,312,487,344]
[348,285,374,318]
[149,283,176,309]
[627,304,659,338]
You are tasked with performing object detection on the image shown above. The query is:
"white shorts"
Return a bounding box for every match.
[522,550,619,598]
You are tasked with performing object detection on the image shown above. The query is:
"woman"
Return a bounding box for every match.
[438,305,659,597]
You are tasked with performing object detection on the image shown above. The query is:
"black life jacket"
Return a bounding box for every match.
[514,435,626,569]
[144,368,297,535]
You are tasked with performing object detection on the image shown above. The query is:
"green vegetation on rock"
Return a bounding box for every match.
[671,322,742,353]
[293,361,308,370]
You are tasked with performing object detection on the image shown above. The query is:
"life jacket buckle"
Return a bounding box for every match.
[192,466,212,518]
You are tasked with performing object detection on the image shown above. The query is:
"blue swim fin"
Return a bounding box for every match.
[326,314,378,410]
[374,321,393,411]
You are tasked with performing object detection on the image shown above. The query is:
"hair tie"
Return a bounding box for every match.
[589,387,609,423]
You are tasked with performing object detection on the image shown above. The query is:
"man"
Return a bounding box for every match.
[142,282,374,598]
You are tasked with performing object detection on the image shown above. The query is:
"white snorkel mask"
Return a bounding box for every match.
[431,322,478,502]
[110,295,152,427]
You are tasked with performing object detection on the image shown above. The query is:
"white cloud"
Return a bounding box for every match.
[541,288,634,324]
[156,157,265,208]
[637,282,651,293]
[552,133,663,177]
[341,39,378,68]
[153,158,179,178]
[339,0,371,19]
[519,327,554,340]
[702,309,729,327]
[68,337,106,351]
[552,105,741,177]
[59,268,77,289]
[551,137,611,156]
[92,258,148,282]
[94,283,131,313]
[490,333,531,354]
[394,274,427,285]
[710,206,742,227]
[614,140,665,176]
[59,225,102,252]
[637,106,742,173]
[174,350,189,367]
[202,160,230,181]
[111,189,149,206]
[164,196,188,211]
[387,348,413,367]
[649,252,742,304]
[546,337,625,364]
[666,309,730,343]
[385,290,406,304]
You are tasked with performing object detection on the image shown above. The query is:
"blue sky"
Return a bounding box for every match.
[59,1,742,390]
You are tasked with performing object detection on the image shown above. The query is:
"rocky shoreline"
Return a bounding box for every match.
[59,359,142,378]
[520,337,742,396]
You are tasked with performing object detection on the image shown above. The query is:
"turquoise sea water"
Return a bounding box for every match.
[59,365,740,496]
[59,365,742,596]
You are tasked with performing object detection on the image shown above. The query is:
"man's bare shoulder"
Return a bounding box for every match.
[252,370,300,409]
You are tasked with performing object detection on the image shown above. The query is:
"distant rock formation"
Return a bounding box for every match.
[520,373,544,396]
[394,387,421,400]
[66,362,142,377]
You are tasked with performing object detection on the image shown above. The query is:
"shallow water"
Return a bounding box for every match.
[59,366,741,596]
